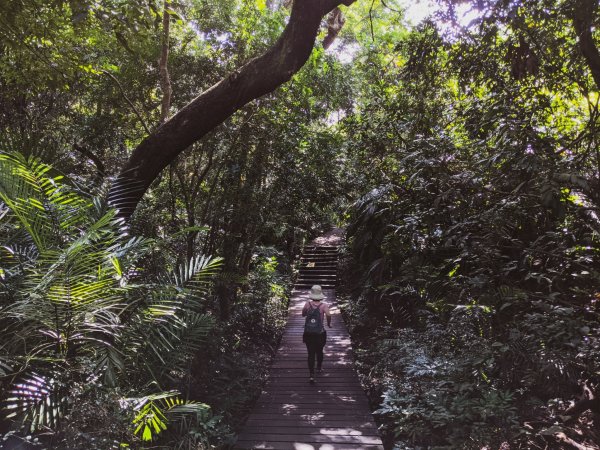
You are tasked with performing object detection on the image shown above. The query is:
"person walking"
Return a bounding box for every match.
[302,284,332,384]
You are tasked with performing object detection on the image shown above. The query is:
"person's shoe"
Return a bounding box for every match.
[309,374,315,384]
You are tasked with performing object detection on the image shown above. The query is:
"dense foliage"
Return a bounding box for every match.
[340,1,600,448]
[2,0,600,449]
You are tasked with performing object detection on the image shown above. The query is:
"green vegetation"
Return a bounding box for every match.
[339,1,600,447]
[1,0,600,448]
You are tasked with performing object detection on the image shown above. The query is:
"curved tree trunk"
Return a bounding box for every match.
[108,0,355,220]
[572,0,600,91]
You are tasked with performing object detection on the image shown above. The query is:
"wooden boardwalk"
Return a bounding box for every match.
[235,234,384,449]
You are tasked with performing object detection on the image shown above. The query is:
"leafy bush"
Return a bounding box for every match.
[368,324,521,449]
[233,248,289,343]
[0,152,228,448]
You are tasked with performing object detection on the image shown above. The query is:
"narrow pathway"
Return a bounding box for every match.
[235,230,384,449]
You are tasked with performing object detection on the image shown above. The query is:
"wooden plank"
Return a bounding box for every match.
[267,374,359,379]
[261,386,366,392]
[244,413,376,421]
[242,426,379,436]
[256,389,369,397]
[242,423,377,431]
[236,433,383,444]
[263,384,362,389]
[266,373,357,378]
[251,404,372,415]
[258,385,366,391]
[243,420,377,429]
[266,373,358,379]
[255,400,370,408]
[246,411,374,417]
[272,348,353,354]
[237,426,380,436]
[270,363,354,369]
[236,441,384,449]
[256,393,370,402]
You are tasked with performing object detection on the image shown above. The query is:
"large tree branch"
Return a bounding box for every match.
[109,0,356,219]
[572,0,600,91]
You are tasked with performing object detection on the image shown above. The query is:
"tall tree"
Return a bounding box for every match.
[108,0,356,219]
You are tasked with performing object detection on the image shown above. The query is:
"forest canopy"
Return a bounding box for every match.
[1,0,600,448]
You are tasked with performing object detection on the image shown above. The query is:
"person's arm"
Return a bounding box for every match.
[302,301,309,317]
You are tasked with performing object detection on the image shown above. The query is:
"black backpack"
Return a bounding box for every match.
[304,303,323,335]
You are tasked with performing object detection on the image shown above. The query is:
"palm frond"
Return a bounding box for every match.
[128,299,215,381]
[129,391,211,443]
[171,255,223,291]
[0,152,90,252]
[128,255,221,374]
[94,345,126,388]
[156,312,214,378]
[4,371,67,432]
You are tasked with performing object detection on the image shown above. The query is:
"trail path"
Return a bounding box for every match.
[235,229,384,450]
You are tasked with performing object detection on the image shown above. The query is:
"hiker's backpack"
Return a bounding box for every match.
[304,303,323,335]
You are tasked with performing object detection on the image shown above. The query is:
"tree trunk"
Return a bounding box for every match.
[572,0,600,91]
[159,0,172,124]
[108,0,356,220]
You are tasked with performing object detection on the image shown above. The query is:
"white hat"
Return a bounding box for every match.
[309,285,325,300]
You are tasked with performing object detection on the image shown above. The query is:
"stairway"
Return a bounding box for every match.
[294,245,338,289]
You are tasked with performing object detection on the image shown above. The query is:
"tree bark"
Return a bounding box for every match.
[572,0,600,91]
[159,0,172,124]
[323,7,345,49]
[108,0,356,220]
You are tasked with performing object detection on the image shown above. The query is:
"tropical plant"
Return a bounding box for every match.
[0,151,224,447]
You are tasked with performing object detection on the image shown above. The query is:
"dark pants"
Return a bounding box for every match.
[303,331,327,375]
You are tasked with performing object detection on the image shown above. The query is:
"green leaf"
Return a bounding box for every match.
[142,425,152,441]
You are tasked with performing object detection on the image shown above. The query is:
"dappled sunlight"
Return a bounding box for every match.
[293,444,329,450]
[318,428,368,436]
[311,228,344,246]
[279,404,299,413]
[301,413,325,422]
[399,0,483,32]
